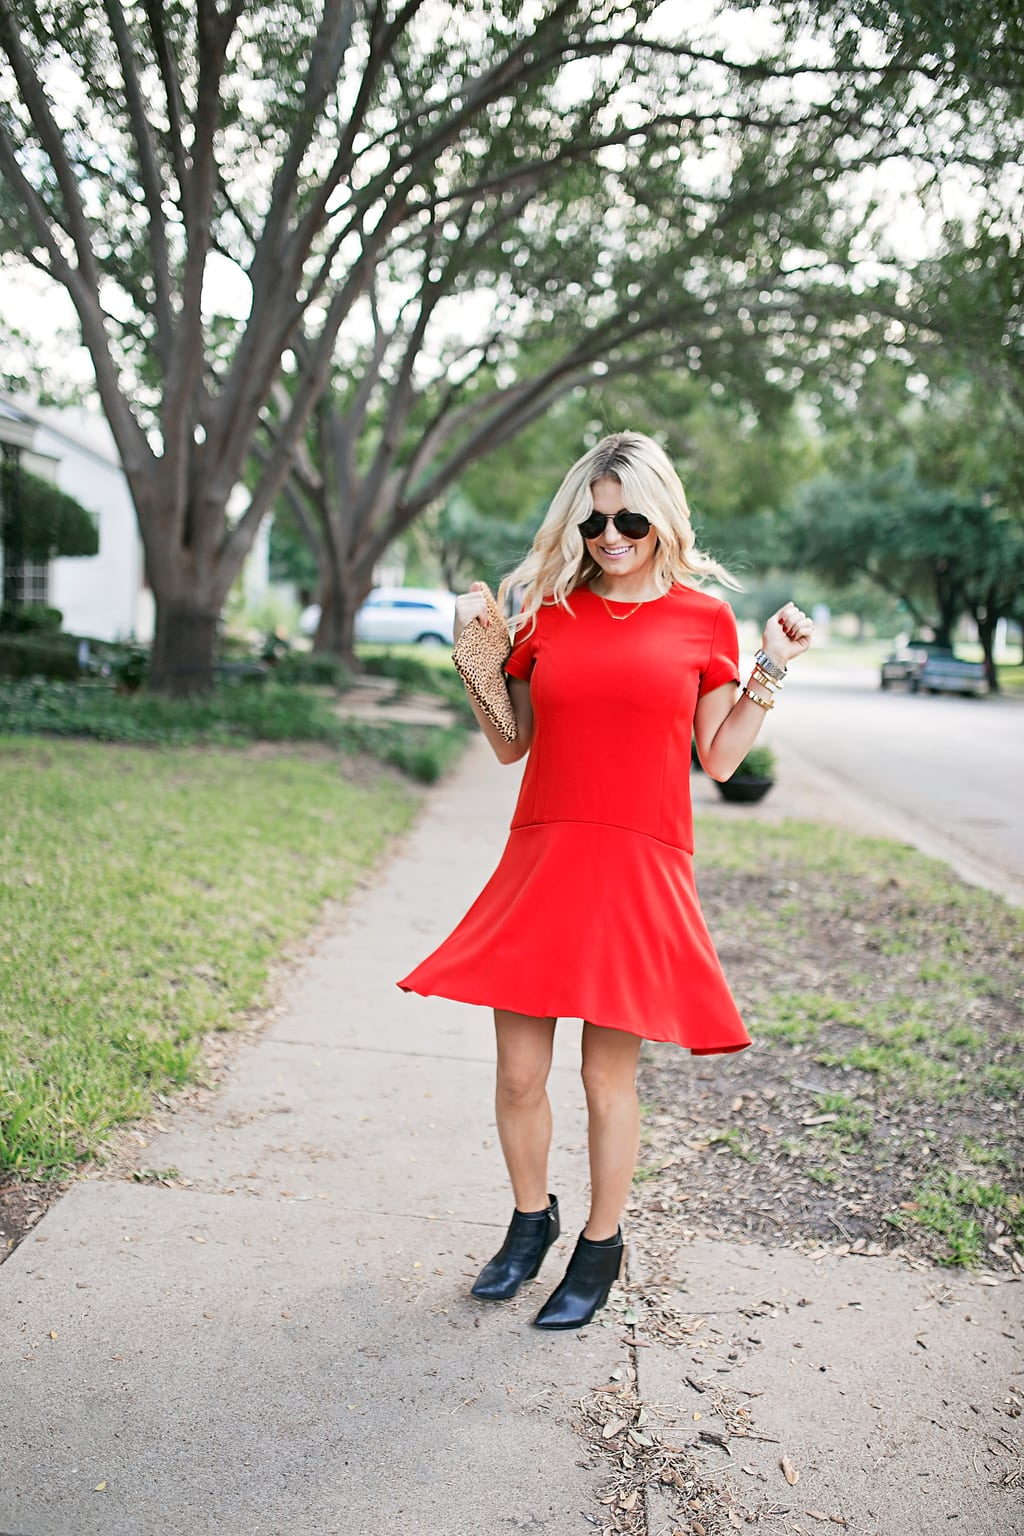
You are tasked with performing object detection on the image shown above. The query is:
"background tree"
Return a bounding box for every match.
[792,463,1023,686]
[2,3,1020,683]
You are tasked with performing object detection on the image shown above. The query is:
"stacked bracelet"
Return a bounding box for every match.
[751,663,783,692]
[744,649,788,710]
[754,649,787,682]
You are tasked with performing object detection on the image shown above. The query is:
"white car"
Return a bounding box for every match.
[353,587,457,647]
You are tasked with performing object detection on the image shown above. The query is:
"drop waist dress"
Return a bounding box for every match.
[398,583,751,1054]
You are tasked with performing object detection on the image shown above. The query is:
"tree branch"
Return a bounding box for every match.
[102,0,174,364]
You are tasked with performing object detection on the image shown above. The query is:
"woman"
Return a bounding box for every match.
[399,431,813,1330]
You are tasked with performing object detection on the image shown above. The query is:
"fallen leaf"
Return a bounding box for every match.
[806,1514,831,1523]
[602,1417,628,1439]
[93,1481,107,1492]
[190,1234,207,1244]
[781,1455,800,1485]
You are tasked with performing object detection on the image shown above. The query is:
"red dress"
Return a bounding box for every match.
[398,583,751,1054]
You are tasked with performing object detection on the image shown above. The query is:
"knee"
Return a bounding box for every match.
[581,1058,637,1115]
[496,1062,549,1110]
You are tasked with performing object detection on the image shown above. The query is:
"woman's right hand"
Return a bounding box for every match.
[453,581,490,645]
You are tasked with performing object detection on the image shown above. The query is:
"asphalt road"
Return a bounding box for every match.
[765,664,1023,906]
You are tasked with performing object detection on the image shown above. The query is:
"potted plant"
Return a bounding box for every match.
[716,743,776,804]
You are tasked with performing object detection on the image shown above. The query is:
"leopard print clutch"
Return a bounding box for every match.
[452,586,517,743]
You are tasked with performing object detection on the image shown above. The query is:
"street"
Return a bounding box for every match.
[763,663,1023,906]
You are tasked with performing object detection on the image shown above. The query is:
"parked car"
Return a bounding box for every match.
[353,587,457,647]
[880,640,987,695]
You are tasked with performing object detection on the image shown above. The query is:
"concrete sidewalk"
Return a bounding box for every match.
[1,740,1021,1535]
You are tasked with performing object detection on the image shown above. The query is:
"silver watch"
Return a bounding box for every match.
[754,648,787,681]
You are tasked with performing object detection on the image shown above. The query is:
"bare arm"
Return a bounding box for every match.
[694,602,813,781]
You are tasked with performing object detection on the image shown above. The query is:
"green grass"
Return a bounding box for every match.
[887,1170,1024,1266]
[0,740,417,1175]
[709,1126,760,1163]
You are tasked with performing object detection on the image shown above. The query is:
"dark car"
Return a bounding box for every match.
[880,640,987,695]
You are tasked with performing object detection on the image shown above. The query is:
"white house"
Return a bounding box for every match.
[0,397,269,642]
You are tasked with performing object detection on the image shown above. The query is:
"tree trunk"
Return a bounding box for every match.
[974,605,1000,693]
[150,601,220,696]
[312,562,367,668]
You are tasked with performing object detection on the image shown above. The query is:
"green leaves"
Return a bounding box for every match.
[11,469,99,560]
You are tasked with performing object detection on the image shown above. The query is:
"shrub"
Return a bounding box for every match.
[0,676,469,782]
[732,744,776,780]
[9,604,64,633]
[0,633,80,680]
[273,650,354,689]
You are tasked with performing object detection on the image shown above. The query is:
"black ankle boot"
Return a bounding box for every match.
[471,1195,561,1301]
[532,1228,624,1330]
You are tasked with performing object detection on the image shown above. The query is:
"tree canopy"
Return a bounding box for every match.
[1,2,1021,682]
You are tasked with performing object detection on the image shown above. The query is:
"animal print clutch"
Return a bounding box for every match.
[452,586,517,743]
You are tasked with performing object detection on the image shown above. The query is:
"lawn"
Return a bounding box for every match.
[0,739,418,1177]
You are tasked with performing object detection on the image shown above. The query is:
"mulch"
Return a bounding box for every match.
[629,862,1024,1276]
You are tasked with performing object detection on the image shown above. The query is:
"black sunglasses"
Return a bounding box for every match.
[577,509,652,541]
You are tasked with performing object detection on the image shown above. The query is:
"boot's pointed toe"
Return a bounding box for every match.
[533,1229,624,1330]
[471,1195,560,1301]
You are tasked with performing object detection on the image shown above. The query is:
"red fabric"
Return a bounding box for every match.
[398,583,750,1054]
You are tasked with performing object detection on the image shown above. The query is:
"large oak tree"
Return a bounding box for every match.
[1,2,1020,685]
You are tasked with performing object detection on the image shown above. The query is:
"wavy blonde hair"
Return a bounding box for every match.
[498,430,739,635]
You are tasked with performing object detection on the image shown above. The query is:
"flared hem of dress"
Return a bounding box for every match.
[397,821,750,1057]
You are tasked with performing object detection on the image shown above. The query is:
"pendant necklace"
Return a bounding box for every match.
[598,593,644,621]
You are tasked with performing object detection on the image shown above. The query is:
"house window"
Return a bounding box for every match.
[0,553,50,605]
[20,559,50,605]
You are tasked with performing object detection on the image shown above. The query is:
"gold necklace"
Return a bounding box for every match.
[598,593,644,620]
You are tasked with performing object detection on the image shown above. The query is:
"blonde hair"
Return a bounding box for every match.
[498,430,739,635]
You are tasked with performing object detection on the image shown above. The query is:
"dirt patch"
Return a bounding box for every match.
[630,850,1024,1277]
[0,1176,63,1260]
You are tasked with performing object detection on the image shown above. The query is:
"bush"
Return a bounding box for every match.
[273,650,354,689]
[0,676,469,782]
[0,633,80,680]
[361,650,444,692]
[731,744,776,780]
[8,604,64,633]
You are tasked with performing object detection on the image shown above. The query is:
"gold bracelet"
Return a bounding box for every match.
[744,685,774,710]
[751,665,783,692]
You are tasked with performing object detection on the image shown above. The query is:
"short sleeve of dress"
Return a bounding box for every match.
[504,615,539,681]
[698,601,741,696]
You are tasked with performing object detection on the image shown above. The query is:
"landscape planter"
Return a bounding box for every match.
[716,774,775,804]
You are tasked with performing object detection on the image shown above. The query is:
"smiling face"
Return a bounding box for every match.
[583,476,659,591]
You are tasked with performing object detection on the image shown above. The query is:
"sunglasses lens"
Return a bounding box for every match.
[577,511,651,540]
[616,512,650,539]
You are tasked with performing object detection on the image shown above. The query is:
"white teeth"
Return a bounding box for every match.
[602,545,631,556]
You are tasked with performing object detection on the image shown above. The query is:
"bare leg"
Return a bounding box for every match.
[580,1022,642,1240]
[493,1009,557,1212]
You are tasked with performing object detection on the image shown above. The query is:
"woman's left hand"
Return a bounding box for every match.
[762,602,814,667]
